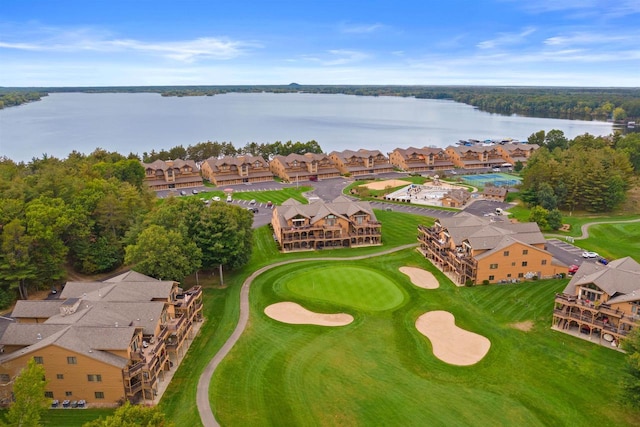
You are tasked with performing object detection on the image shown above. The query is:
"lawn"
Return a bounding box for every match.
[280,264,406,311]
[209,251,639,426]
[579,222,640,261]
[208,186,312,205]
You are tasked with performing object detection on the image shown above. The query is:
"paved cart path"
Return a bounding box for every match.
[196,243,418,427]
[546,217,640,241]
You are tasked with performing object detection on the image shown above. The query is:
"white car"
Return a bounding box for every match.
[249,199,256,205]
[582,251,599,258]
[212,196,221,202]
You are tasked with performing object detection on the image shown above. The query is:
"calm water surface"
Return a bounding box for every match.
[0,92,614,162]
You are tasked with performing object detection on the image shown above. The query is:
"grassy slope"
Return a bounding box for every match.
[210,251,638,426]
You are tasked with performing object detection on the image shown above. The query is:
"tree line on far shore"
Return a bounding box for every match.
[2,85,639,122]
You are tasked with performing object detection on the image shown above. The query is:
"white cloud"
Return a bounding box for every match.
[302,49,370,66]
[0,25,257,62]
[340,23,384,34]
[477,27,536,49]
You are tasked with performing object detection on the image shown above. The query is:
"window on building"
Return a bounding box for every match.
[87,374,102,382]
[489,264,498,269]
[522,261,528,267]
[541,259,547,265]
[56,374,64,380]
[67,357,77,365]
[326,214,336,226]
[522,249,528,255]
[488,275,495,281]
[511,262,516,266]
[507,274,512,278]
[45,391,54,399]
[503,251,510,256]
[95,392,105,399]
[518,273,524,278]
[34,356,44,364]
[0,374,10,383]
[65,391,73,397]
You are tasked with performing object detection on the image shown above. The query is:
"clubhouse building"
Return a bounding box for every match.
[0,272,203,407]
[272,196,382,252]
[553,257,640,348]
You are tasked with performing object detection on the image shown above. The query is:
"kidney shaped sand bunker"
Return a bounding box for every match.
[416,311,491,366]
[265,302,354,326]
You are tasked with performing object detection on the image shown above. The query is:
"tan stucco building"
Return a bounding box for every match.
[0,271,203,407]
[418,212,564,285]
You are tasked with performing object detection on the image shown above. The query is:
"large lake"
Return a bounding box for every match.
[0,92,614,162]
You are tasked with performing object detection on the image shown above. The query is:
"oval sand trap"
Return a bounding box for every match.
[265,302,354,326]
[415,311,491,366]
[400,267,439,289]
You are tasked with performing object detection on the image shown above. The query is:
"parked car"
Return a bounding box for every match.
[266,201,273,208]
[226,195,232,202]
[192,189,199,195]
[582,251,599,258]
[212,196,221,201]
[597,257,609,265]
[568,265,579,275]
[249,199,256,205]
[180,190,187,196]
[247,207,259,213]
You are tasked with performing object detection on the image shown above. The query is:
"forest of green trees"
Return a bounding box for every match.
[2,85,638,122]
[520,131,640,216]
[0,149,253,309]
[142,139,323,163]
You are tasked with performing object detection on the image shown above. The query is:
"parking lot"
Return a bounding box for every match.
[545,238,603,269]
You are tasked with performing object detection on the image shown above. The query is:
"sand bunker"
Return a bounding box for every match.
[264,302,354,326]
[415,311,491,366]
[361,179,411,190]
[400,267,439,289]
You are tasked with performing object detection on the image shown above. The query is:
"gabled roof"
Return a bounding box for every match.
[275,197,376,227]
[563,260,640,303]
[11,300,65,319]
[437,212,546,251]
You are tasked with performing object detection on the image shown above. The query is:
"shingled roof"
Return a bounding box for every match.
[563,257,640,304]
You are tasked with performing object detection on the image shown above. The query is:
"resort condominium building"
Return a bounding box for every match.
[418,212,565,285]
[0,271,203,407]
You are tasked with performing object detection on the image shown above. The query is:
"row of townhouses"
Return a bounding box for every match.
[142,143,538,190]
[0,271,203,407]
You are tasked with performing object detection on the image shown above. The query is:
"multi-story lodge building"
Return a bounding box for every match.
[201,155,273,186]
[0,271,203,407]
[553,257,640,348]
[272,196,382,252]
[269,153,341,182]
[388,147,454,173]
[417,212,564,285]
[495,143,539,167]
[329,149,394,177]
[445,145,506,170]
[141,159,202,191]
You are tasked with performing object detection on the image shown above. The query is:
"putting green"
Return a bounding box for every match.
[280,265,405,311]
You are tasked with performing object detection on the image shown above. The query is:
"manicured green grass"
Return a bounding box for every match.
[579,222,640,261]
[211,186,312,205]
[280,265,406,311]
[210,251,639,426]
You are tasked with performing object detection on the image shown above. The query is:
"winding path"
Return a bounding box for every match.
[196,243,419,427]
[546,217,640,240]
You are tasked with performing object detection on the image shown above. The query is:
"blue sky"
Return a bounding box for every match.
[1,0,639,87]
